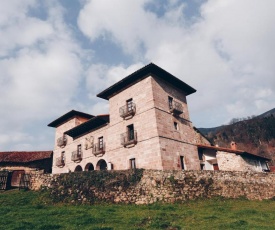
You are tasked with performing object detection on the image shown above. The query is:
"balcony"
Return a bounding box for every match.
[93,143,106,157]
[71,151,82,162]
[169,101,183,115]
[57,135,67,148]
[121,130,137,147]
[119,102,136,119]
[56,157,65,167]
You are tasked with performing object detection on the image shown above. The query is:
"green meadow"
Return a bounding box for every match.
[1,190,275,230]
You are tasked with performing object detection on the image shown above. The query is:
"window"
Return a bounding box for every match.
[198,149,203,160]
[126,98,133,112]
[180,156,185,170]
[130,158,136,169]
[61,151,65,161]
[174,122,178,130]
[127,124,135,141]
[98,137,104,149]
[120,98,136,119]
[77,144,81,155]
[253,160,261,169]
[168,96,173,109]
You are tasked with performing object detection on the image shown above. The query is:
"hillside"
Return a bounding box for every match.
[198,108,275,164]
[258,108,275,118]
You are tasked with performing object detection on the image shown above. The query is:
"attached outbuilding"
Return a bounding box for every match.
[197,143,270,172]
[0,151,53,189]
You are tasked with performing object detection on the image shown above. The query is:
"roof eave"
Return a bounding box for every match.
[97,63,196,100]
[48,110,94,128]
[65,116,109,139]
[197,144,270,161]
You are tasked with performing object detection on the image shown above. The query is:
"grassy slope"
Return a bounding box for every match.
[1,190,275,230]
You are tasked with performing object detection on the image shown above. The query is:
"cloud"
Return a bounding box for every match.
[0,1,53,57]
[78,0,275,127]
[85,62,144,96]
[0,1,85,150]
[2,0,275,151]
[78,0,186,57]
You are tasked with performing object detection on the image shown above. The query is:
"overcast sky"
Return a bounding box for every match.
[1,0,275,151]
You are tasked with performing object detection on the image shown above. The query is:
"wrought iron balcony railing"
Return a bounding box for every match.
[56,157,65,167]
[71,151,82,162]
[119,102,136,119]
[169,101,183,114]
[57,135,67,148]
[121,130,137,147]
[93,143,106,157]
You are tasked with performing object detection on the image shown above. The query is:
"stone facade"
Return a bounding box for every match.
[51,66,202,174]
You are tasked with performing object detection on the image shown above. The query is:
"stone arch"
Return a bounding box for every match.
[85,163,94,171]
[74,165,83,172]
[96,159,107,171]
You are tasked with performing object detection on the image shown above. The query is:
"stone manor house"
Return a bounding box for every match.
[48,63,269,174]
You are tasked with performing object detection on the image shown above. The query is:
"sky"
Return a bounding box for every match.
[1,0,275,151]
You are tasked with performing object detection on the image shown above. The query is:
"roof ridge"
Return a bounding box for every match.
[0,150,52,153]
[97,63,196,100]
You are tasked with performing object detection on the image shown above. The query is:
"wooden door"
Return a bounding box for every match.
[11,170,25,187]
[213,164,219,171]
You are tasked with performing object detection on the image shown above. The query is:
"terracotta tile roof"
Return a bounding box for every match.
[48,110,94,128]
[0,151,53,163]
[97,63,196,100]
[197,144,270,161]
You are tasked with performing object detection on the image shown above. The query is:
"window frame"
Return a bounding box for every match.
[174,121,179,130]
[127,124,135,141]
[77,144,82,155]
[126,98,133,112]
[98,136,104,149]
[168,96,173,110]
[130,158,136,169]
[180,156,185,170]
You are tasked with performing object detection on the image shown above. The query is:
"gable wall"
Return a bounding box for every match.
[107,76,163,169]
[150,76,200,170]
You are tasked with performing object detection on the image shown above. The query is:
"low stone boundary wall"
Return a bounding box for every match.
[29,171,53,190]
[30,170,275,204]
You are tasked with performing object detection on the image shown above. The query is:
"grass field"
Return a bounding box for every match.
[1,190,275,230]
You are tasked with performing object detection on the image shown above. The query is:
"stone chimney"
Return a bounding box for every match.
[230,141,237,150]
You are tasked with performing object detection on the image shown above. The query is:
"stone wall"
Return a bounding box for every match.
[29,171,53,190]
[30,170,275,204]
[217,151,266,172]
[216,151,244,171]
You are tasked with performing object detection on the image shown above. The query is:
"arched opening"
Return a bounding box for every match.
[96,159,107,171]
[85,163,94,171]
[74,165,83,172]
